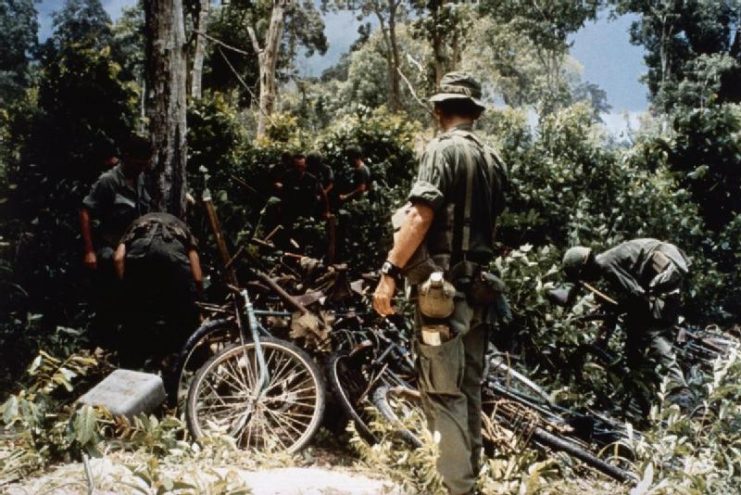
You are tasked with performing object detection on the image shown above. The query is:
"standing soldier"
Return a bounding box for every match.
[307,150,335,199]
[339,145,371,203]
[562,238,693,409]
[80,134,152,344]
[282,153,330,223]
[373,72,507,495]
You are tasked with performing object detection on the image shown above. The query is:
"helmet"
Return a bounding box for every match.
[562,246,592,281]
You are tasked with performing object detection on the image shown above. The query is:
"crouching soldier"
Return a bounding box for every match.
[373,72,507,495]
[562,238,693,410]
[113,212,203,373]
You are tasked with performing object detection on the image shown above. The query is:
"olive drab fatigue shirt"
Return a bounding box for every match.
[595,238,690,304]
[82,163,151,248]
[407,124,507,269]
[119,212,198,273]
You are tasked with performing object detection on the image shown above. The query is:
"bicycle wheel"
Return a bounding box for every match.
[174,319,237,406]
[371,384,425,448]
[186,338,326,454]
[481,396,636,483]
[327,349,377,443]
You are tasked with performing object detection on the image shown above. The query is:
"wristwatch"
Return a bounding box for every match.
[380,260,402,280]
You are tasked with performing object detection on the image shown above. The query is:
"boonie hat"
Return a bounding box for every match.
[429,71,486,111]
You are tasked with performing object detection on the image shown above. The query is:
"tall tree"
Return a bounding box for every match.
[477,0,601,113]
[0,0,38,101]
[614,0,741,111]
[190,0,210,99]
[249,0,286,139]
[145,0,188,216]
[43,0,113,54]
[334,0,407,111]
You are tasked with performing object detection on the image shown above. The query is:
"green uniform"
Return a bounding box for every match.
[82,163,150,345]
[118,213,200,368]
[595,238,690,390]
[408,124,506,495]
[282,169,323,221]
[82,163,151,249]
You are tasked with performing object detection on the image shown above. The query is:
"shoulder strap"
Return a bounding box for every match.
[460,140,475,255]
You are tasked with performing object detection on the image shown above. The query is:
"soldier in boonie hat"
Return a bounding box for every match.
[429,71,486,111]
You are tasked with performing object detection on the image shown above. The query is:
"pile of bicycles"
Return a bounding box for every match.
[171,251,643,483]
[170,187,738,486]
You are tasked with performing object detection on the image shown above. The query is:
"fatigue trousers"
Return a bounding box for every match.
[625,322,687,392]
[415,297,487,495]
[625,288,687,393]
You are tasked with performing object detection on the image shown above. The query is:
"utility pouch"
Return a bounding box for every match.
[468,271,513,324]
[391,203,441,285]
[468,271,503,305]
[449,260,478,288]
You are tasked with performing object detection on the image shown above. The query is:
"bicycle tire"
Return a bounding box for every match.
[530,426,636,483]
[482,395,636,483]
[327,349,377,443]
[371,384,424,449]
[174,319,238,406]
[186,338,326,454]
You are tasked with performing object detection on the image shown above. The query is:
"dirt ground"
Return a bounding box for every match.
[3,454,405,495]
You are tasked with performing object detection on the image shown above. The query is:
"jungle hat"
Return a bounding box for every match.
[429,71,486,111]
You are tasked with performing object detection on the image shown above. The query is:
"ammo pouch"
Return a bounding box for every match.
[452,260,512,323]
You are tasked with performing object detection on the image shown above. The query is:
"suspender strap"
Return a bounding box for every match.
[460,140,475,255]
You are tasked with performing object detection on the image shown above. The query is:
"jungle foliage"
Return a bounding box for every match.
[0,0,739,491]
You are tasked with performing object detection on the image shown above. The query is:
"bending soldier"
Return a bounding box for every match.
[113,212,202,370]
[373,72,507,495]
[562,238,693,409]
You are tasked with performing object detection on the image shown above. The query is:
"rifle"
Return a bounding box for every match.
[201,168,238,286]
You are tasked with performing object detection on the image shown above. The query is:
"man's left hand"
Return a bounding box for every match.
[373,275,397,316]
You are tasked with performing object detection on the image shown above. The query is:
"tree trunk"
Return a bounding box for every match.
[431,2,445,88]
[387,1,401,112]
[255,1,285,140]
[190,0,210,100]
[145,0,188,217]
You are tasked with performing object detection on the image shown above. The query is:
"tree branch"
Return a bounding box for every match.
[247,25,262,55]
[397,67,434,116]
[194,30,250,56]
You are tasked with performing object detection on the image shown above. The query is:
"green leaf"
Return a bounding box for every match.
[74,405,99,446]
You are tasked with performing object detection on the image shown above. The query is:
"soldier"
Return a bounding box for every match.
[80,134,152,344]
[282,153,330,222]
[307,150,334,198]
[339,145,371,203]
[113,212,202,373]
[562,238,693,409]
[373,72,507,495]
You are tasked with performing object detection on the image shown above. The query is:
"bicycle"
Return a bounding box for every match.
[326,310,639,483]
[184,284,327,453]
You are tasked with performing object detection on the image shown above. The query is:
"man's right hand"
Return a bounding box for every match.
[83,250,97,270]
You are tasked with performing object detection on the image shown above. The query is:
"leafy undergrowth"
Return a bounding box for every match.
[1,345,739,494]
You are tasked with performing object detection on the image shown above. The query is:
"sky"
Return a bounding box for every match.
[35,0,650,131]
